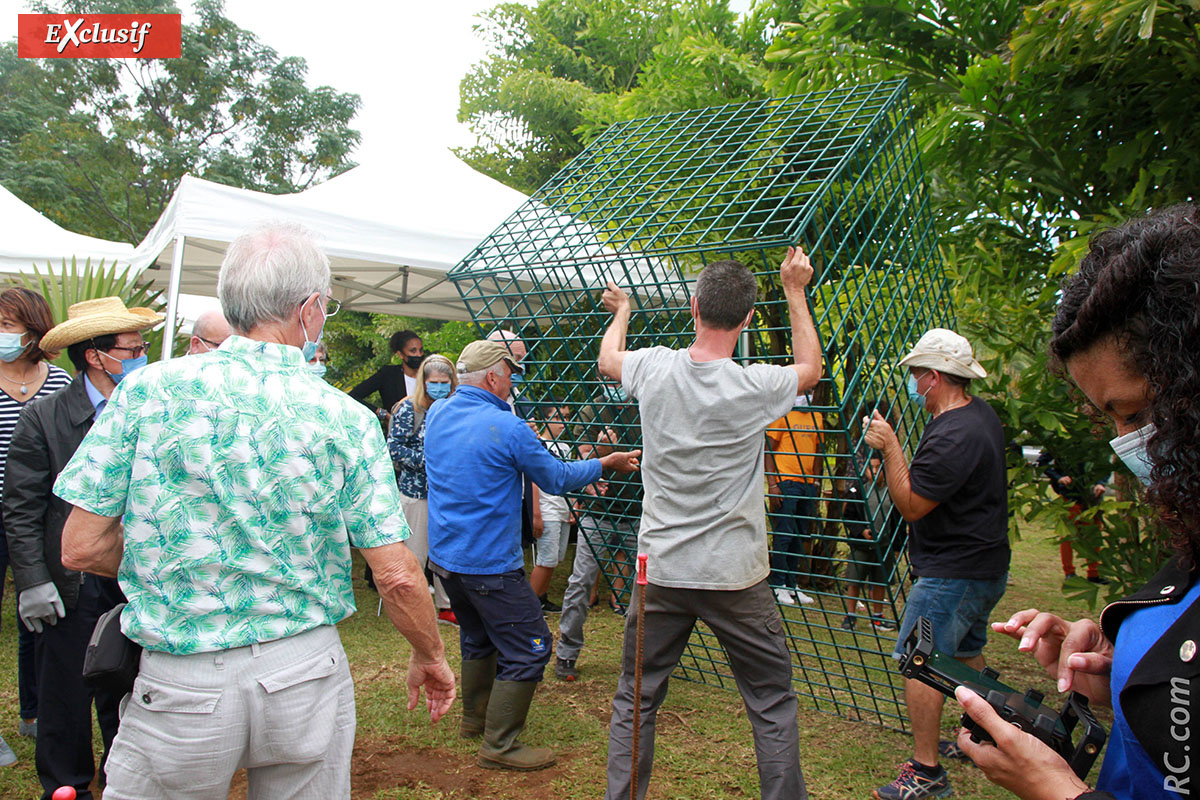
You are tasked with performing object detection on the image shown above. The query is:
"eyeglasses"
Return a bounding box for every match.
[104,343,149,358]
[196,336,222,349]
[319,296,341,318]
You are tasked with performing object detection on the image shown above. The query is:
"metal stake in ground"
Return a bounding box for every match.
[630,552,648,800]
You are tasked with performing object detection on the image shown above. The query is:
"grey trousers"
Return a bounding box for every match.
[557,517,614,662]
[103,625,355,800]
[604,580,807,800]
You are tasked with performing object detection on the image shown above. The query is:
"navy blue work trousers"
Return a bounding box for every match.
[439,567,552,682]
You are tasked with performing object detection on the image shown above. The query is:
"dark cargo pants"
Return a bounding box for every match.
[604,579,808,800]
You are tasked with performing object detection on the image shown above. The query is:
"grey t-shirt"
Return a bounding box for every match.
[622,346,798,590]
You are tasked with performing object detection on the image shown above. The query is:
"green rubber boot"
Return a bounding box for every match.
[476,680,556,771]
[459,653,497,739]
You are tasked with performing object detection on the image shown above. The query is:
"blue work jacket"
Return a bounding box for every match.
[425,385,601,574]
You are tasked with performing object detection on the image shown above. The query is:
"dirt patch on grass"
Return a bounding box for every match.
[226,737,575,800]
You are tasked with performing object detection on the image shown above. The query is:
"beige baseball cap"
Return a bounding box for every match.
[897,328,987,379]
[456,340,524,374]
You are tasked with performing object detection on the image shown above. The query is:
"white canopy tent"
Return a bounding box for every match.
[130,147,528,357]
[0,184,136,275]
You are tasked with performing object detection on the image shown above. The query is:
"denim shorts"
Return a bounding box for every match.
[892,573,1008,660]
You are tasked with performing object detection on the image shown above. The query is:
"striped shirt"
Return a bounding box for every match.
[0,364,72,497]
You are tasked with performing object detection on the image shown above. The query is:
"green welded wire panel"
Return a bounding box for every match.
[448,79,955,733]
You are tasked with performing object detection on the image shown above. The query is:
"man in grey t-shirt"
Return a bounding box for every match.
[598,248,823,800]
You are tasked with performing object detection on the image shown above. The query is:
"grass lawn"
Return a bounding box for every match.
[0,518,1108,799]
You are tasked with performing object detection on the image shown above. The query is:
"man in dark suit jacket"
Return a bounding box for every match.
[3,297,160,800]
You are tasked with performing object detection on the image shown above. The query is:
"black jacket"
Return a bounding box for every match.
[1,374,99,609]
[1081,554,1200,798]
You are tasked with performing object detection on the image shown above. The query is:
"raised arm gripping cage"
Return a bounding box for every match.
[899,616,1106,779]
[448,79,955,731]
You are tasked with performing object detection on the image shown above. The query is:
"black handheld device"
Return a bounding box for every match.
[898,615,1106,780]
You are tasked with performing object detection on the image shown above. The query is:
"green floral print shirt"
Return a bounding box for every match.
[54,335,409,655]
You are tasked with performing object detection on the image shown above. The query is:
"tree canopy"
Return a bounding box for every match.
[456,0,771,192]
[0,0,362,242]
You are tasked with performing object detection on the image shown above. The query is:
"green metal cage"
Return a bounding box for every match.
[448,79,954,731]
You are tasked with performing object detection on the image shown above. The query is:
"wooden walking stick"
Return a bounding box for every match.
[630,552,648,800]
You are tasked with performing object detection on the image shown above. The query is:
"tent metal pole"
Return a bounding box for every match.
[161,234,186,361]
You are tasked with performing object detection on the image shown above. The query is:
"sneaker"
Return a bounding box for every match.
[0,734,15,767]
[794,590,816,605]
[938,739,969,761]
[873,760,951,800]
[436,609,459,627]
[840,615,855,631]
[18,719,35,739]
[774,587,798,606]
[555,657,577,681]
[872,614,897,632]
[855,601,868,613]
[539,595,563,614]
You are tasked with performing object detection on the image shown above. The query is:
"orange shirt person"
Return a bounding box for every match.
[764,397,825,605]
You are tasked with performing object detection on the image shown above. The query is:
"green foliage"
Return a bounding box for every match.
[0,0,361,242]
[457,0,770,192]
[322,312,477,393]
[3,258,183,371]
[761,0,1199,597]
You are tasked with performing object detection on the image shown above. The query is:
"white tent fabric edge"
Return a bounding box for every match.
[130,151,529,358]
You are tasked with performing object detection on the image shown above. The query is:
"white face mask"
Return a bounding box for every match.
[1110,422,1155,486]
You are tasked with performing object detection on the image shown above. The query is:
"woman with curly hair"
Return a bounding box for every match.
[955,205,1200,799]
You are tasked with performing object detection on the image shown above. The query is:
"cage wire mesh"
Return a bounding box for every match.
[448,78,954,731]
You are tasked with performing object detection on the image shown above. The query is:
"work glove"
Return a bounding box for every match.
[18,582,65,634]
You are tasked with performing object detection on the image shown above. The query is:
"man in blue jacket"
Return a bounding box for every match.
[425,339,640,772]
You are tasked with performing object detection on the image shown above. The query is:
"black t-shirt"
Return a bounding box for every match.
[908,397,1010,579]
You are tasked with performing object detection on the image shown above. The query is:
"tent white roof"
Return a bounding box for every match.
[130,147,528,325]
[0,184,136,274]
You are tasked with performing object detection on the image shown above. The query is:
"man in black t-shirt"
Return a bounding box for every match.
[863,328,1009,800]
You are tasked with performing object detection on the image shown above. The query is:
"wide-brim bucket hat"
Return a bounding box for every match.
[897,327,987,379]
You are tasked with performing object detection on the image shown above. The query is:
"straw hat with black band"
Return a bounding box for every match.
[40,297,164,352]
[897,327,987,380]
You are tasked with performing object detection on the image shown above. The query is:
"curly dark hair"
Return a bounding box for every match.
[1050,204,1200,564]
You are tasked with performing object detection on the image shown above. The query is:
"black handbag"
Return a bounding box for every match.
[82,602,142,695]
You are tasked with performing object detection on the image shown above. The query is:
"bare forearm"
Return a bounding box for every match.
[880,438,924,521]
[785,287,822,390]
[598,305,630,379]
[61,507,123,578]
[367,544,445,664]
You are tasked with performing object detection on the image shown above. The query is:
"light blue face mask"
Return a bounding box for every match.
[1110,423,1155,486]
[308,363,327,379]
[300,296,328,362]
[509,372,524,386]
[426,382,452,400]
[0,331,28,363]
[100,351,148,385]
[906,373,928,409]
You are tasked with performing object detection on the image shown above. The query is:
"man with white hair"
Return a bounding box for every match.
[863,327,1009,800]
[186,309,232,355]
[425,339,640,772]
[53,223,455,799]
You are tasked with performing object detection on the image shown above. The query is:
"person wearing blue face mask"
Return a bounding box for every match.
[3,296,161,799]
[388,354,459,627]
[863,326,1008,800]
[0,287,71,765]
[957,205,1200,800]
[307,341,330,380]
